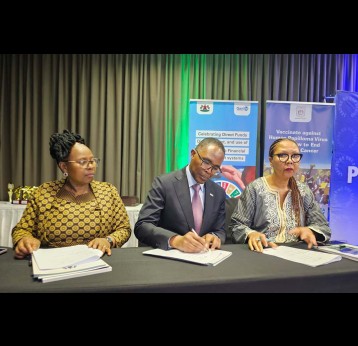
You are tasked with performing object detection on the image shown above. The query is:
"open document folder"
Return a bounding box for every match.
[143,248,232,266]
[32,257,111,283]
[31,245,111,283]
[32,245,103,270]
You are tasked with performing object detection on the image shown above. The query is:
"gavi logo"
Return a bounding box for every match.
[234,102,250,116]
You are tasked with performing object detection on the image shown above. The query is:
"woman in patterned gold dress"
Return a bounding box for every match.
[12,130,131,259]
[229,138,331,252]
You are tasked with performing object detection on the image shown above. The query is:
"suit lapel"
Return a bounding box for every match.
[173,169,194,230]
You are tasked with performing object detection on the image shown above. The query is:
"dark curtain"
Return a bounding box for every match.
[0,54,356,202]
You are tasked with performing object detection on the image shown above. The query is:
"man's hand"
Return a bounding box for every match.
[170,231,208,253]
[203,233,221,250]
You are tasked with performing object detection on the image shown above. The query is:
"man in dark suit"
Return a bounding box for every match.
[134,138,226,252]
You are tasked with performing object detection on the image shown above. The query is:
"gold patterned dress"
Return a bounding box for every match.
[12,179,131,248]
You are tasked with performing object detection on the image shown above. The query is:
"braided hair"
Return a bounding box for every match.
[49,129,85,163]
[269,138,303,226]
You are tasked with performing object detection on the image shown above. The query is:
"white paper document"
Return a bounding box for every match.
[32,257,112,283]
[143,248,232,266]
[32,245,103,270]
[263,246,342,267]
[31,245,111,283]
[32,256,110,277]
[38,266,112,283]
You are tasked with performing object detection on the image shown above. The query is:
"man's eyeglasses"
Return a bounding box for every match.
[273,153,303,163]
[64,158,100,167]
[195,150,222,176]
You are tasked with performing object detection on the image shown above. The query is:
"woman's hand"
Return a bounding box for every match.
[288,227,317,249]
[88,238,112,256]
[14,236,40,259]
[247,232,277,253]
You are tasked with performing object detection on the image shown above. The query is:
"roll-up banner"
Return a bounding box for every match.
[330,91,358,245]
[189,99,258,198]
[264,101,335,220]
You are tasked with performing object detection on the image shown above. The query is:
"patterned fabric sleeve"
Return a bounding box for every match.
[107,184,131,247]
[11,190,40,247]
[12,180,132,248]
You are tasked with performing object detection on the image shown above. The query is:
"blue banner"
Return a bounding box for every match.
[189,100,258,198]
[330,91,358,245]
[264,101,335,219]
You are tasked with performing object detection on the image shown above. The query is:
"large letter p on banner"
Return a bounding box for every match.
[347,166,358,183]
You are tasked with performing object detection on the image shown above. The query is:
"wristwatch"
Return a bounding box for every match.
[106,236,114,248]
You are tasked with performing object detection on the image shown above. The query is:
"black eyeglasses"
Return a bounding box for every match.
[195,150,222,176]
[273,153,303,163]
[64,158,100,167]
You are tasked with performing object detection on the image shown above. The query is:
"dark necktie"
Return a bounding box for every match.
[192,184,203,234]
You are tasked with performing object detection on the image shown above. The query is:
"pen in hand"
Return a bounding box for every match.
[191,228,198,235]
[191,228,209,253]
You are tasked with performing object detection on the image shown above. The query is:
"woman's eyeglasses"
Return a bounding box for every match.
[64,158,100,167]
[273,153,303,163]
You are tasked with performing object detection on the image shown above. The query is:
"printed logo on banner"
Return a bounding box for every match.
[197,102,213,115]
[289,104,312,122]
[336,93,358,118]
[331,186,355,208]
[214,179,242,198]
[336,127,358,149]
[234,103,250,116]
[334,155,356,177]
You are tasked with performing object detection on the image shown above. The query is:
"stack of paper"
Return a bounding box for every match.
[263,246,342,267]
[143,248,232,266]
[31,245,112,283]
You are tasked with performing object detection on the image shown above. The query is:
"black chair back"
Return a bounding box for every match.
[225,198,238,244]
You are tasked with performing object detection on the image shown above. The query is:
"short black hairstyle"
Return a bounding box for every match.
[49,129,85,163]
[196,137,225,154]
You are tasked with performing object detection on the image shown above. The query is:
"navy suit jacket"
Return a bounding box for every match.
[134,167,226,250]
